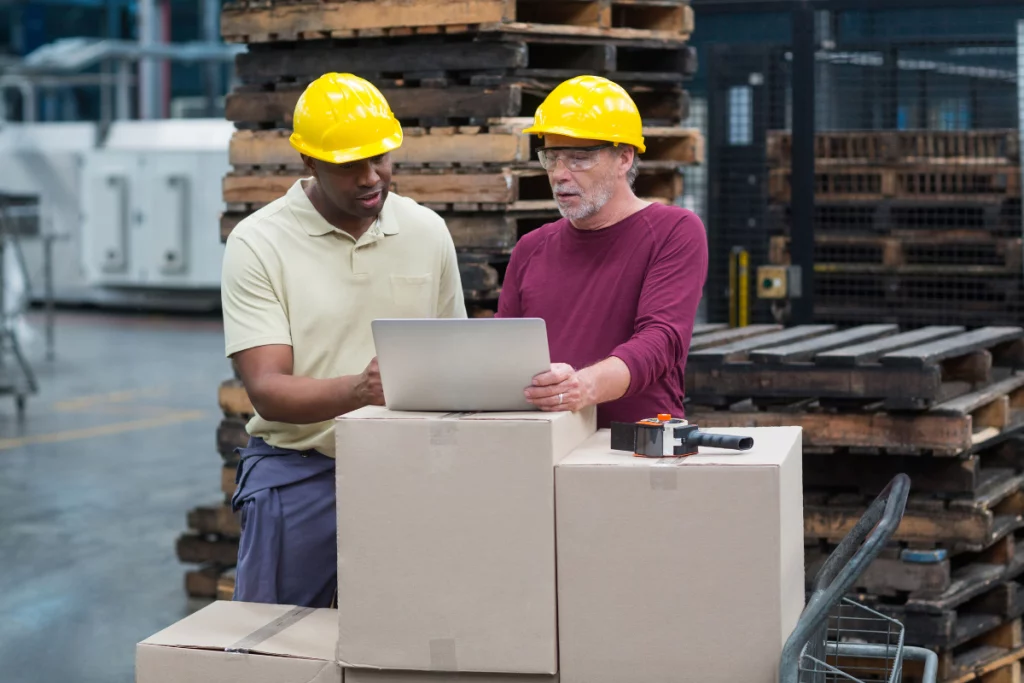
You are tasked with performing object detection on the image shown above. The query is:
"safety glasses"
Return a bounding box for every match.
[536,144,613,172]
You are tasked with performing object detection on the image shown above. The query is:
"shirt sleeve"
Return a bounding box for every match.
[436,225,468,319]
[221,234,293,357]
[495,241,524,318]
[608,213,709,398]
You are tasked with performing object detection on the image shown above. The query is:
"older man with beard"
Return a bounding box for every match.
[496,75,708,428]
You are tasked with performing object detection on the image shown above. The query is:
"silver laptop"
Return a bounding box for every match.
[371,318,551,412]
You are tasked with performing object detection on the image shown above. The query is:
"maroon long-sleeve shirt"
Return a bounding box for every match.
[496,203,709,428]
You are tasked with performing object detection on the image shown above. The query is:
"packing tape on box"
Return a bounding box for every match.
[649,460,679,491]
[225,606,315,654]
[429,638,458,670]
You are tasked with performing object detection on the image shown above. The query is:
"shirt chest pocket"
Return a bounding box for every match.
[389,273,435,316]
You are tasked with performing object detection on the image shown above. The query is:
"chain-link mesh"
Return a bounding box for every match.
[699,4,1024,326]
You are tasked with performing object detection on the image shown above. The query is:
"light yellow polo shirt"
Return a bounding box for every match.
[221,178,467,457]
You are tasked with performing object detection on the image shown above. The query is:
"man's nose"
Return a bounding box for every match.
[357,161,381,187]
[548,159,573,184]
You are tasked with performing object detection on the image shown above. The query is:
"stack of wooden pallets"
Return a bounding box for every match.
[176,377,250,600]
[686,323,1024,683]
[218,0,703,310]
[765,130,1023,326]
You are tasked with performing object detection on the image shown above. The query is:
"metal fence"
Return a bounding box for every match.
[700,1,1024,327]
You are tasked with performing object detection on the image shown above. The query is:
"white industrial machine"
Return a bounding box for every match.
[0,118,235,311]
[80,118,233,308]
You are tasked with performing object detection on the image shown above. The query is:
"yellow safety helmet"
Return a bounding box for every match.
[523,75,646,154]
[289,72,403,165]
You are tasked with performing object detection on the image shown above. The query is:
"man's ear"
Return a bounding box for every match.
[301,154,318,177]
[619,145,634,173]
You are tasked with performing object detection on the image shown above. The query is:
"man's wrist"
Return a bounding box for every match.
[336,374,366,413]
[576,366,598,408]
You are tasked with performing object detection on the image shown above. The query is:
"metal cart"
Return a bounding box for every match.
[0,192,43,418]
[780,473,939,683]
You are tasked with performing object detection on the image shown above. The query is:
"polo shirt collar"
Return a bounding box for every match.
[287,178,400,238]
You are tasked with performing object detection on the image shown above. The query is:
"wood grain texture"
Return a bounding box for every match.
[226,85,523,124]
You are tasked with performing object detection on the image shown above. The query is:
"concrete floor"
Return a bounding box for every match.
[0,310,227,683]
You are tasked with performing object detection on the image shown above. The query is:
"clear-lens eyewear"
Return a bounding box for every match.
[536,144,613,172]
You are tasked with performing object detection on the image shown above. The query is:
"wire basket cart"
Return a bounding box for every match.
[0,192,41,418]
[780,474,940,683]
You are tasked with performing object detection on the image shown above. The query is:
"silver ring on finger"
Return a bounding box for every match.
[558,393,563,405]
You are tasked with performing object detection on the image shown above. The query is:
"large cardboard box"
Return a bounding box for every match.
[136,601,340,683]
[555,426,805,683]
[335,407,597,674]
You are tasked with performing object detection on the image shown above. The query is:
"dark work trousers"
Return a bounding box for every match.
[230,436,337,608]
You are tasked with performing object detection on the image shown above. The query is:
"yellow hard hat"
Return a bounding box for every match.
[523,75,646,154]
[289,73,403,165]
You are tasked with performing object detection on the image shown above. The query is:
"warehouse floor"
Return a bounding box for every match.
[0,310,226,683]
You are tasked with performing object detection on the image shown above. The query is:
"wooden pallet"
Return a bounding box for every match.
[218,378,254,418]
[767,129,1020,167]
[902,619,1022,683]
[222,204,562,251]
[188,503,242,538]
[228,123,703,173]
[807,515,1024,603]
[226,81,689,128]
[768,233,1024,276]
[176,532,240,566]
[815,273,1024,316]
[217,568,236,601]
[942,645,1024,683]
[218,416,249,460]
[769,166,1021,203]
[804,474,1024,552]
[222,167,683,208]
[768,198,1023,236]
[811,305,1024,329]
[804,434,1024,497]
[236,34,699,86]
[221,0,695,44]
[685,324,1024,409]
[185,563,227,599]
[691,371,1024,456]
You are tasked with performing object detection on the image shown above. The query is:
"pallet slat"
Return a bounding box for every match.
[221,0,695,43]
[748,324,897,364]
[767,129,1021,166]
[815,326,966,366]
[236,37,698,85]
[228,124,703,171]
[222,167,683,208]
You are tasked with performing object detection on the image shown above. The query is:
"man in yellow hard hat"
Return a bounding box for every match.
[220,72,467,607]
[497,75,708,429]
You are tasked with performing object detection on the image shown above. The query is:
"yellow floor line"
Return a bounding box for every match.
[0,409,209,451]
[53,387,168,412]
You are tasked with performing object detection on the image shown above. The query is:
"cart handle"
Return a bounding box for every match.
[779,473,911,683]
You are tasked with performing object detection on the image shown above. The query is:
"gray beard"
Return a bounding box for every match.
[554,182,614,221]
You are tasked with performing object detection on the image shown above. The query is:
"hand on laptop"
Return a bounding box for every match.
[525,363,588,412]
[356,356,386,407]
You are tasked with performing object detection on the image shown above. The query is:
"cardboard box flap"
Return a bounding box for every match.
[338,405,581,423]
[141,601,337,661]
[559,427,802,469]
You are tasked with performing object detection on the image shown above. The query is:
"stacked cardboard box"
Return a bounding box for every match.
[217,0,703,311]
[150,401,806,682]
